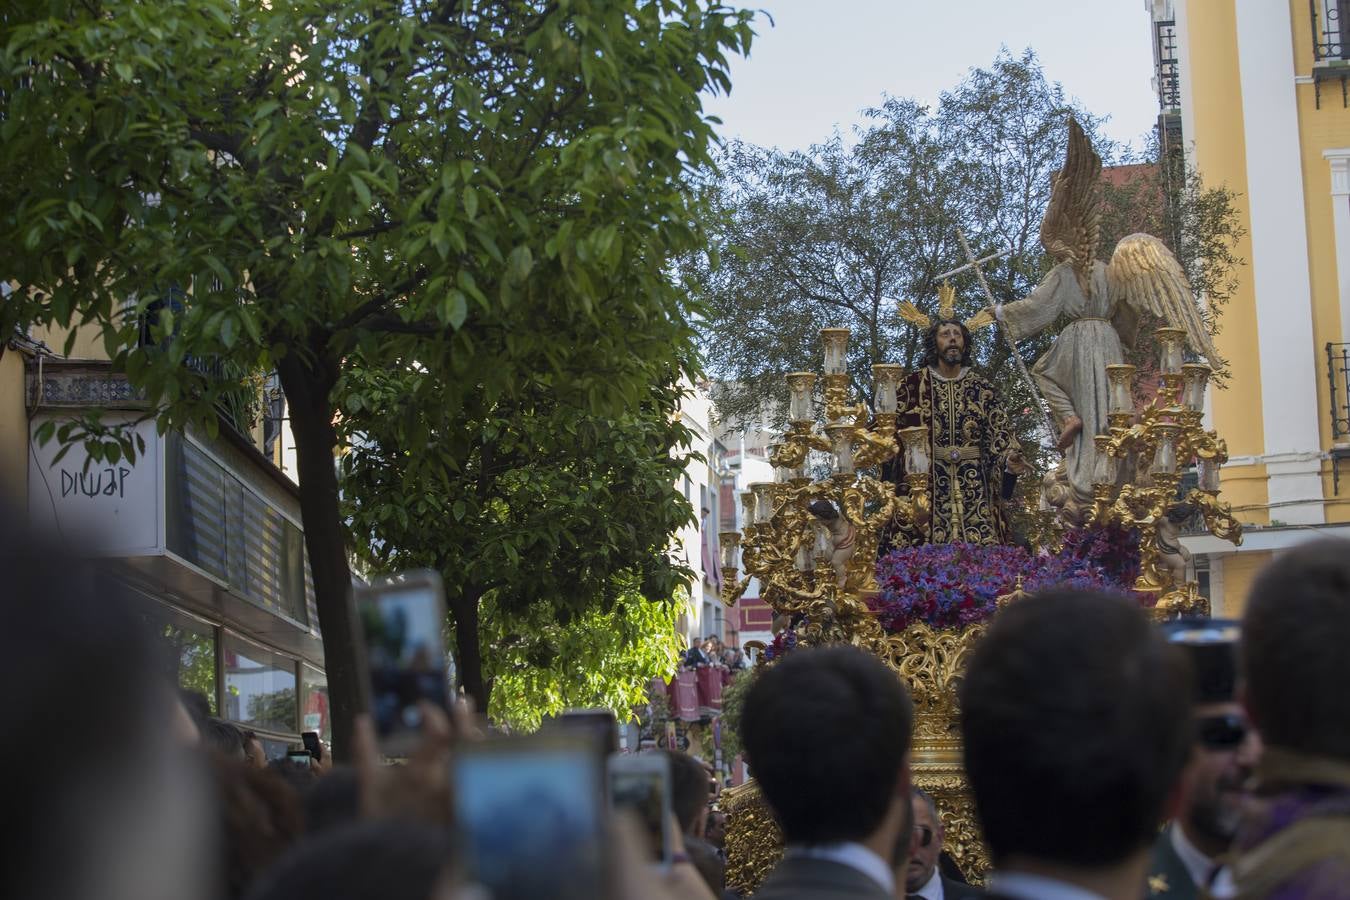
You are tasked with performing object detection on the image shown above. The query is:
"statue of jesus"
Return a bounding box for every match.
[883,316,1031,547]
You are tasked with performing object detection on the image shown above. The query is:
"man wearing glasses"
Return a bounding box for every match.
[899,787,984,899]
[1146,620,1261,899]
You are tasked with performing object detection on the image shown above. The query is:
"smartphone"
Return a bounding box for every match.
[553,708,619,756]
[301,730,323,762]
[286,750,313,769]
[608,754,673,870]
[452,734,608,900]
[352,570,455,757]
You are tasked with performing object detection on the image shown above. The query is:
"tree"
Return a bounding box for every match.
[481,580,685,732]
[696,50,1241,473]
[340,361,697,716]
[2,0,753,757]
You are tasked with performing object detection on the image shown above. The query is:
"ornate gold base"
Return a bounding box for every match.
[723,780,783,896]
[723,623,992,894]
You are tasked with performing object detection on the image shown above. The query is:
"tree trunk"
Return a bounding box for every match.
[276,352,362,763]
[449,586,489,714]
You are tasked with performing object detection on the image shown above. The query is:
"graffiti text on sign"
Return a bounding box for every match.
[60,466,133,499]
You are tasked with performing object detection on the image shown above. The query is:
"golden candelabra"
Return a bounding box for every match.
[717,327,994,889]
[1089,327,1243,617]
[717,329,933,648]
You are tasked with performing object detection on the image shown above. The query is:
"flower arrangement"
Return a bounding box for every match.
[871,525,1143,633]
[763,628,798,661]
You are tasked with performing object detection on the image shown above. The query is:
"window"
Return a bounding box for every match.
[1316,1,1350,61]
[300,664,331,743]
[146,602,218,715]
[223,633,297,734]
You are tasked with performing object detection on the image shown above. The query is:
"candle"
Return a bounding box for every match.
[1156,327,1186,375]
[1151,427,1178,475]
[751,482,777,524]
[872,363,902,415]
[785,372,816,423]
[719,532,740,570]
[827,425,855,475]
[898,426,930,475]
[1181,364,1210,413]
[821,328,850,375]
[1198,457,1221,492]
[795,543,815,572]
[1106,365,1137,415]
[1094,434,1118,484]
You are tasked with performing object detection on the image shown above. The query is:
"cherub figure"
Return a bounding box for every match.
[807,499,857,589]
[1156,503,1194,586]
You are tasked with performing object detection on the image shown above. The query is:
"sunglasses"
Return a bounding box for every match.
[912,825,934,848]
[1196,713,1248,749]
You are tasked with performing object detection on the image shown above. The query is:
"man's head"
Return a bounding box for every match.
[904,788,944,892]
[960,589,1192,869]
[740,645,913,846]
[922,318,973,369]
[1244,539,1350,760]
[242,730,268,769]
[1164,620,1261,854]
[665,750,712,837]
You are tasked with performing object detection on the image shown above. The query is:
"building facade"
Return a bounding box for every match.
[1150,0,1350,613]
[2,317,326,756]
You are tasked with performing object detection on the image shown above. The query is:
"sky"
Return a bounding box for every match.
[702,0,1161,154]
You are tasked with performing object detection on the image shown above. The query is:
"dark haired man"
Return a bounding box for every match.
[900,787,984,899]
[741,645,914,899]
[884,317,1029,548]
[1227,539,1350,897]
[1146,620,1260,899]
[960,589,1192,900]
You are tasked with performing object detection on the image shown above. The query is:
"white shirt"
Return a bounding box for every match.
[988,871,1108,900]
[909,868,944,899]
[786,842,896,895]
[1170,823,1219,892]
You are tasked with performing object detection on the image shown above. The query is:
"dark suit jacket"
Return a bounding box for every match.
[1145,825,1200,900]
[938,874,988,899]
[753,857,893,900]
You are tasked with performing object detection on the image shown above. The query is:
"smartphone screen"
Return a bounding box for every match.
[452,737,607,900]
[553,708,618,755]
[354,571,454,756]
[608,756,672,866]
[301,731,322,761]
[286,750,313,769]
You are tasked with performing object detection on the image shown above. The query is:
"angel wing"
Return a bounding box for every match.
[1107,232,1224,366]
[1040,118,1102,293]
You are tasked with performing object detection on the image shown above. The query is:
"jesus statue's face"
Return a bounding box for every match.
[936,322,965,364]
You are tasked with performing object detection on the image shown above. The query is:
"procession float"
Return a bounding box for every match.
[715,121,1244,892]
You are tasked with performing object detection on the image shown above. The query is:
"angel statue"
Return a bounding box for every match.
[991,118,1222,514]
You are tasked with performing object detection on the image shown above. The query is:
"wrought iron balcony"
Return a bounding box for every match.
[1325,342,1350,492]
[1154,18,1181,113]
[1311,0,1350,107]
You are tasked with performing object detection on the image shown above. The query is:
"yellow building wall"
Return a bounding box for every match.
[0,351,27,509]
[1184,0,1269,524]
[29,321,109,361]
[1219,549,1271,618]
[1289,0,1350,522]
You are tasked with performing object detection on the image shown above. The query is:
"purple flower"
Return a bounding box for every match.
[872,526,1147,633]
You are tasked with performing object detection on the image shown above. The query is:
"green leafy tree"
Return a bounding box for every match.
[340,362,697,715]
[2,0,752,757]
[697,50,1241,476]
[481,581,685,732]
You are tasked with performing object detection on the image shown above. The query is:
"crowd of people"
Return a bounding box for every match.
[7,522,1350,899]
[684,634,751,671]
